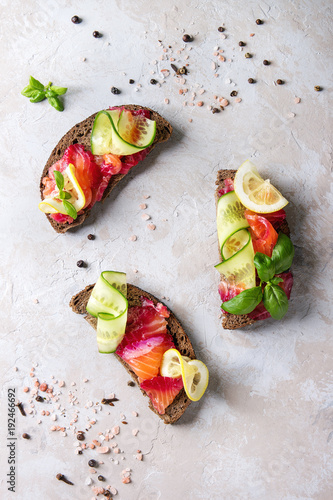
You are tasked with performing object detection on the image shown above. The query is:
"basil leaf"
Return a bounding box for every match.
[271,233,295,274]
[254,252,275,282]
[53,170,64,191]
[263,283,289,320]
[222,286,263,315]
[21,86,35,97]
[45,89,58,98]
[48,96,64,112]
[270,276,283,285]
[63,200,77,219]
[29,91,46,103]
[29,76,45,91]
[50,85,67,96]
[62,191,72,200]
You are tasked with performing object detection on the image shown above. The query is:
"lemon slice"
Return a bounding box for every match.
[39,163,85,215]
[160,349,209,402]
[234,160,288,213]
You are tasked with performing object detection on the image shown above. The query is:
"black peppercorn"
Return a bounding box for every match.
[88,459,98,468]
[218,27,225,32]
[98,475,105,481]
[212,108,220,114]
[76,260,85,268]
[127,380,135,386]
[22,433,30,439]
[111,87,121,95]
[177,66,187,75]
[87,234,95,240]
[104,491,111,498]
[230,91,238,97]
[71,16,81,24]
[276,79,284,85]
[129,79,135,84]
[93,31,102,38]
[256,19,264,25]
[245,53,252,58]
[263,59,270,65]
[77,432,85,441]
[239,41,246,47]
[35,395,44,402]
[248,78,255,84]
[182,34,193,42]
[314,85,322,91]
[150,79,157,85]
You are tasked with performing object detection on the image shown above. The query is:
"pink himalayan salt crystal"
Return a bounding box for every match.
[129,235,137,242]
[164,98,169,104]
[147,224,156,230]
[58,381,65,387]
[122,477,131,484]
[112,426,120,435]
[220,98,229,107]
[141,213,151,221]
[96,446,110,454]
[132,411,138,417]
[143,194,150,199]
[197,101,204,107]
[23,387,29,393]
[294,97,301,103]
[114,448,120,454]
[235,98,242,103]
[136,453,143,461]
[132,429,139,436]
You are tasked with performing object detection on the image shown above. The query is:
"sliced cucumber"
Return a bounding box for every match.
[117,109,156,148]
[222,228,250,260]
[91,109,156,156]
[217,191,249,255]
[86,271,128,354]
[215,231,256,288]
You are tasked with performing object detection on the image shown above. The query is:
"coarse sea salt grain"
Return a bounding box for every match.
[129,235,137,242]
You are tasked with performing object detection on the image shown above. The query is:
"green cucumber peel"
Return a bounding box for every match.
[21,76,67,111]
[222,286,263,315]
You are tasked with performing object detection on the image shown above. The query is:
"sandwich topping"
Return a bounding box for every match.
[215,161,294,321]
[86,271,209,414]
[39,107,156,224]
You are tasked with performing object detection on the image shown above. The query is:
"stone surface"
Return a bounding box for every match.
[0,0,332,499]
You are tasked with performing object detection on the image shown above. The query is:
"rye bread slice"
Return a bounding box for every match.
[215,169,290,330]
[70,283,194,424]
[40,105,173,233]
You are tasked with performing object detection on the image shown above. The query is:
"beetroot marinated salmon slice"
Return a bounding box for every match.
[117,335,175,382]
[116,297,169,351]
[140,376,184,415]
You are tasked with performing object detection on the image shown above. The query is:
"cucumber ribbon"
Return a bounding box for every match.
[86,271,128,353]
[215,191,256,289]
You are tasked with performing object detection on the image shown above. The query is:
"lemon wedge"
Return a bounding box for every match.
[160,349,209,402]
[39,163,85,215]
[234,160,288,213]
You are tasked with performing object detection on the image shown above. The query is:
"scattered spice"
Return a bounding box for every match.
[129,79,135,84]
[71,15,81,24]
[182,34,193,42]
[121,421,128,425]
[101,397,119,405]
[88,459,98,468]
[276,79,284,85]
[263,59,270,65]
[177,66,187,75]
[239,41,246,46]
[16,402,26,416]
[212,107,220,114]
[256,19,264,25]
[230,90,238,97]
[170,63,178,73]
[93,31,102,38]
[111,87,121,95]
[76,260,85,268]
[245,53,252,58]
[218,27,225,32]
[248,78,255,84]
[77,432,85,441]
[87,234,95,240]
[127,381,135,387]
[98,475,105,481]
[150,79,158,85]
[56,473,74,485]
[22,433,30,439]
[314,85,322,91]
[35,395,44,403]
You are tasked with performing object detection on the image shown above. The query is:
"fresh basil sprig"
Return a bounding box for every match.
[221,233,294,319]
[21,76,67,112]
[53,170,77,219]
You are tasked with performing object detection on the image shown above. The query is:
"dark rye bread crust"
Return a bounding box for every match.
[215,169,290,330]
[40,105,173,233]
[70,284,194,424]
